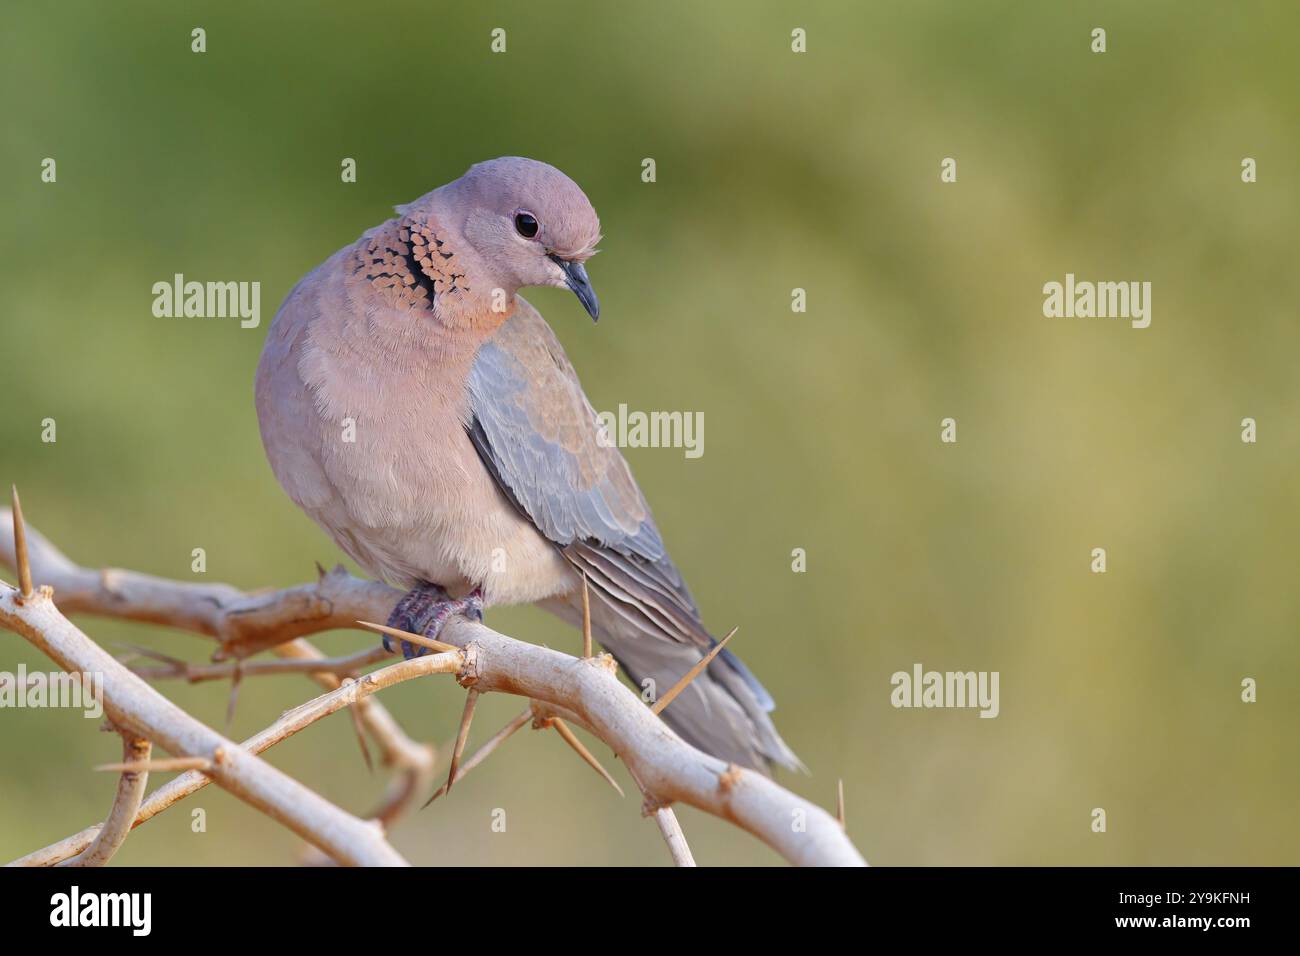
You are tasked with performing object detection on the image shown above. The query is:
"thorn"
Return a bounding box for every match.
[422,707,530,809]
[347,689,374,774]
[549,717,624,798]
[95,756,212,773]
[580,572,593,658]
[837,779,846,829]
[224,661,243,730]
[10,485,33,599]
[315,561,327,580]
[114,641,189,676]
[356,620,460,655]
[445,688,480,795]
[652,625,739,716]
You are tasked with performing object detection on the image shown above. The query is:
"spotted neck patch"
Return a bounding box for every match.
[354,216,470,311]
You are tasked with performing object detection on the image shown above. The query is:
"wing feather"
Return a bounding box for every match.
[465,299,797,770]
[466,300,705,642]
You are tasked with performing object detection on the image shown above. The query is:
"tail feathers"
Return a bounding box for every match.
[704,646,805,772]
[538,591,804,774]
[716,643,775,712]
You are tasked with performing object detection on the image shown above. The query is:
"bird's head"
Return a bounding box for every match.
[431,156,603,321]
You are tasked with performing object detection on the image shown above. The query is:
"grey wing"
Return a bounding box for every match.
[466,303,707,644]
[465,302,798,772]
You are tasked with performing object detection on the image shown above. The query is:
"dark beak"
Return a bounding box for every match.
[549,254,600,322]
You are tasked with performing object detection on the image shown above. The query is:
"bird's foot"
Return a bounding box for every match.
[383,583,484,659]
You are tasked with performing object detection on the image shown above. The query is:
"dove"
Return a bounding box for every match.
[255,157,800,772]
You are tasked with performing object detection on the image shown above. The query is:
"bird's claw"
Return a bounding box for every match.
[383,583,484,659]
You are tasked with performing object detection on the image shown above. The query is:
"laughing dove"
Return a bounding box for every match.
[254,157,800,772]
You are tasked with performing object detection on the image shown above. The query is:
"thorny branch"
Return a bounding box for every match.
[0,503,866,867]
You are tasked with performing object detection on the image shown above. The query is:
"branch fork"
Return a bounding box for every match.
[0,497,866,867]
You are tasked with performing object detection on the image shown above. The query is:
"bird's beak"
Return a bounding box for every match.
[549,254,600,322]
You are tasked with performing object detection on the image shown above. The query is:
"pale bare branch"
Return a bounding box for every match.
[129,644,391,683]
[64,733,152,867]
[270,639,435,829]
[0,509,867,867]
[95,756,210,773]
[0,584,412,866]
[6,650,460,867]
[653,807,696,867]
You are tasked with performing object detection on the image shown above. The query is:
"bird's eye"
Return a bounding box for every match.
[514,212,539,239]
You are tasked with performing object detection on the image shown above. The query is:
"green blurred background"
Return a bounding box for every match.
[2,0,1297,865]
